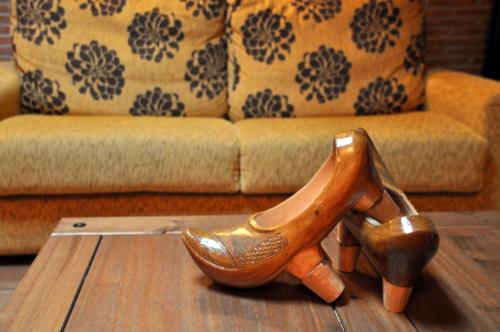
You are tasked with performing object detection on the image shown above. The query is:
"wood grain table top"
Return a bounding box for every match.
[1,212,499,331]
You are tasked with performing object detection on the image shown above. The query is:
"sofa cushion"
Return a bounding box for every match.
[0,62,20,121]
[12,0,227,117]
[0,116,239,195]
[227,0,425,120]
[236,113,489,194]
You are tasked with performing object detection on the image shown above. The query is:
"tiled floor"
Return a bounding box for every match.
[0,256,34,311]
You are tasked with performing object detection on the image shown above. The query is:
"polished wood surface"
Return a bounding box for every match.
[336,137,440,312]
[64,235,340,331]
[340,213,438,312]
[0,236,100,331]
[382,278,413,313]
[181,130,401,299]
[52,215,248,236]
[1,212,499,331]
[286,246,344,302]
[342,213,439,284]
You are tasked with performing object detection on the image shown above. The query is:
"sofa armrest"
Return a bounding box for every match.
[0,61,21,121]
[426,70,500,208]
[426,70,500,138]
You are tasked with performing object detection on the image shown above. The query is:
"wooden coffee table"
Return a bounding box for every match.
[1,212,499,331]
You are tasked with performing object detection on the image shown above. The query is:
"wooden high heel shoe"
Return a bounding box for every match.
[182,129,402,303]
[336,134,440,313]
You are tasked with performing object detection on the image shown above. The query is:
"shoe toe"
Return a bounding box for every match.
[181,228,236,268]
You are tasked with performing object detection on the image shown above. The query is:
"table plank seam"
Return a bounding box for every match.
[60,236,103,332]
[5,213,499,331]
[332,305,347,332]
[404,311,420,332]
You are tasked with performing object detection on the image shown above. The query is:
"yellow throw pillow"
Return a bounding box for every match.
[12,0,227,117]
[227,0,425,120]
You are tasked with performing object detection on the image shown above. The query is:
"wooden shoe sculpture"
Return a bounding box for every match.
[181,129,406,303]
[336,133,440,313]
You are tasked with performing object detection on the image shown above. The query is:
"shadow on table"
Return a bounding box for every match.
[191,275,340,331]
[0,255,35,266]
[334,267,465,329]
[195,274,325,304]
[406,271,466,329]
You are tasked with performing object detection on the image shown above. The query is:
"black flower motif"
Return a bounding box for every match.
[404,33,425,75]
[15,0,67,45]
[66,41,125,100]
[185,40,227,99]
[223,0,239,46]
[128,9,184,63]
[292,0,342,23]
[232,0,242,11]
[351,0,402,53]
[242,89,294,118]
[21,70,69,115]
[241,9,295,64]
[129,88,185,116]
[180,0,225,20]
[295,46,351,103]
[78,0,126,16]
[354,77,408,115]
[230,54,240,91]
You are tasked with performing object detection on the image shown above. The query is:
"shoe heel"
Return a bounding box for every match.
[364,190,403,222]
[336,221,361,273]
[382,278,413,313]
[286,246,345,303]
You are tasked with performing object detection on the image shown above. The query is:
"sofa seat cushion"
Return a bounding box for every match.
[0,116,239,195]
[236,113,489,194]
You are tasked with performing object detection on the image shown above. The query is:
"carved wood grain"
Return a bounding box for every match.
[0,236,100,331]
[406,227,500,331]
[53,215,248,236]
[64,235,342,331]
[1,212,499,331]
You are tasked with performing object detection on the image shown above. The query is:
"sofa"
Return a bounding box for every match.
[1,0,499,255]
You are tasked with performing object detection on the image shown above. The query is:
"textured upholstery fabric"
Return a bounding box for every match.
[0,193,289,255]
[11,0,227,116]
[426,70,500,208]
[0,193,492,256]
[0,192,490,255]
[237,113,488,193]
[227,0,425,120]
[0,116,240,195]
[0,61,21,121]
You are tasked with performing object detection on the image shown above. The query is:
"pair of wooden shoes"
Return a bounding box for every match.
[182,129,439,313]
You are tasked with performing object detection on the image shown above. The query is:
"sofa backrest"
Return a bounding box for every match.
[11,0,425,119]
[226,0,426,120]
[11,0,227,117]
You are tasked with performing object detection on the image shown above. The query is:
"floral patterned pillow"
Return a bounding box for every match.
[12,0,227,116]
[227,0,425,120]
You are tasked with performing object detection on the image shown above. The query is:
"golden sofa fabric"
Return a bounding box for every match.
[0,192,494,255]
[0,62,20,120]
[12,0,227,117]
[0,193,289,255]
[0,67,499,255]
[426,71,500,210]
[0,116,240,195]
[227,0,424,120]
[236,113,488,194]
